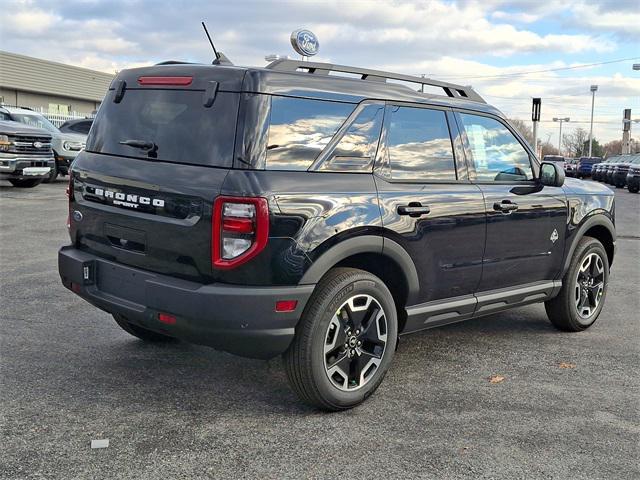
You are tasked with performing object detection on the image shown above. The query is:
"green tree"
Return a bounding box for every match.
[581,137,604,158]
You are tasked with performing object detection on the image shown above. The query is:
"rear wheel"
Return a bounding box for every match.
[113,314,176,342]
[545,237,609,332]
[628,184,639,193]
[8,178,43,188]
[284,268,398,411]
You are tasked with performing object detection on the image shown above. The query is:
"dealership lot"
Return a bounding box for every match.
[1,180,638,479]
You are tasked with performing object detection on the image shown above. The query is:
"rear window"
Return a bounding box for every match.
[86,89,238,167]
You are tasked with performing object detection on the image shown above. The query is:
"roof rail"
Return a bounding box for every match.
[265,59,485,103]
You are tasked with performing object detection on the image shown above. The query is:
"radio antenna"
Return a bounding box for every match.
[201,21,219,61]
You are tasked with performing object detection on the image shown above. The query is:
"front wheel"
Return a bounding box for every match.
[545,237,609,332]
[628,184,639,193]
[8,178,43,188]
[284,268,398,411]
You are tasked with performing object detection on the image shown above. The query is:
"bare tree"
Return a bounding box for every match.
[540,142,559,157]
[508,118,534,145]
[562,127,588,158]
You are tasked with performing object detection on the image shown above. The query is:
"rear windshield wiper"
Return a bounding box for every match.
[119,139,158,158]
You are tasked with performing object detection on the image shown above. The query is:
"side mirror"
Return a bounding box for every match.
[539,161,565,187]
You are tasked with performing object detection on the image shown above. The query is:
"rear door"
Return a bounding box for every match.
[374,104,485,330]
[71,67,243,283]
[454,111,567,293]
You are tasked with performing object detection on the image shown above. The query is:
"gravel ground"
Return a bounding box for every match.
[1,179,638,480]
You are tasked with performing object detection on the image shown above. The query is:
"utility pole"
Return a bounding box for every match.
[553,117,570,155]
[588,85,598,157]
[532,98,541,157]
[622,109,631,154]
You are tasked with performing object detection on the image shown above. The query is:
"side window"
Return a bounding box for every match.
[386,106,456,181]
[72,121,92,134]
[458,113,533,182]
[266,97,354,171]
[0,112,10,121]
[318,103,384,172]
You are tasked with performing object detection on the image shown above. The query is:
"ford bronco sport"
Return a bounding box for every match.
[59,59,616,410]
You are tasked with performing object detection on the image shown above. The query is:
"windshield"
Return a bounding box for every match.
[10,113,59,133]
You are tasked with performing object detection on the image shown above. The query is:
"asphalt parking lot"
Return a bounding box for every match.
[1,179,638,480]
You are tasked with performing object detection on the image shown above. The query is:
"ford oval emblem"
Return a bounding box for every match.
[290,29,319,57]
[72,210,83,222]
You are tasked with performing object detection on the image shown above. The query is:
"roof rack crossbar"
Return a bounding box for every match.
[265,59,485,103]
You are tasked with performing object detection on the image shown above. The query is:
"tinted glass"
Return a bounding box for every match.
[266,96,354,170]
[86,89,238,167]
[71,121,92,134]
[319,103,384,172]
[459,113,533,182]
[387,106,456,181]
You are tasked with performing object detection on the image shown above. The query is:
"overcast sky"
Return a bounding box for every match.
[2,0,639,145]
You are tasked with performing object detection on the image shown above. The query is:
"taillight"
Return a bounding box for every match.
[212,196,269,269]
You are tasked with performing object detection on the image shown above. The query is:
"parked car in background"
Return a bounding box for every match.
[564,158,578,177]
[576,156,601,178]
[543,155,564,164]
[0,120,55,188]
[59,118,94,135]
[612,156,638,188]
[626,156,640,193]
[594,159,614,182]
[0,106,86,182]
[603,159,620,184]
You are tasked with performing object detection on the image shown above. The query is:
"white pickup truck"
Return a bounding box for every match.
[0,120,55,188]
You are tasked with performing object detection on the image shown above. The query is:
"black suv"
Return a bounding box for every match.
[59,60,616,410]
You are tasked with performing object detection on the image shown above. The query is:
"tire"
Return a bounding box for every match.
[628,184,639,193]
[545,237,609,332]
[113,313,176,342]
[284,268,398,411]
[43,163,58,183]
[8,178,43,188]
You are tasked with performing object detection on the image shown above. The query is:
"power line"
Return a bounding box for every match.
[432,56,640,80]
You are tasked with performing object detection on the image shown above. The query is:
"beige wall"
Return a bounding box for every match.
[0,50,113,102]
[0,87,100,115]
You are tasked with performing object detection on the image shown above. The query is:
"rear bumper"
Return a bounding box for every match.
[58,246,315,359]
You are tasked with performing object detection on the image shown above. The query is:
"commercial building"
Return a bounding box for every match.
[0,50,114,117]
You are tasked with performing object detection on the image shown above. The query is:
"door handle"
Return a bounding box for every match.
[397,203,430,217]
[493,200,519,214]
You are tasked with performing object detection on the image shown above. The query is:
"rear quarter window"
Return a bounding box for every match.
[266,96,355,171]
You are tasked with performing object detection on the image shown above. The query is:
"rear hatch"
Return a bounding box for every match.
[70,64,245,282]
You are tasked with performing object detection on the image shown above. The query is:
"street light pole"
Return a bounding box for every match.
[553,117,570,155]
[589,85,598,157]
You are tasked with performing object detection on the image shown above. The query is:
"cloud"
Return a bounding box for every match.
[0,0,637,143]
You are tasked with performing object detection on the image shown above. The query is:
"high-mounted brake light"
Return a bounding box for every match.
[212,196,269,270]
[137,76,193,86]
